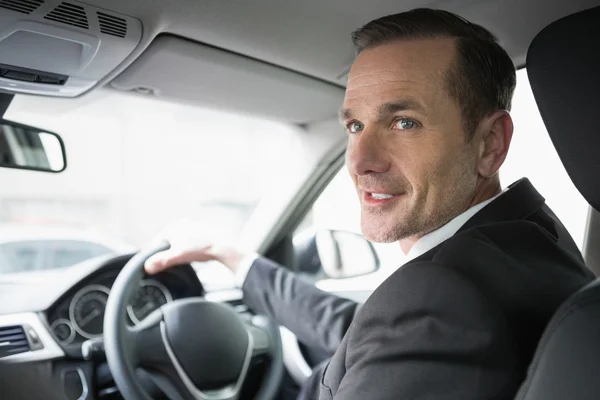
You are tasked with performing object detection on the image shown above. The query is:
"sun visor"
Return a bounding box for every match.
[110,35,345,124]
[0,0,142,97]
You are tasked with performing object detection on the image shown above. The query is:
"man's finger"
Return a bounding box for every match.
[144,245,214,274]
[145,249,183,274]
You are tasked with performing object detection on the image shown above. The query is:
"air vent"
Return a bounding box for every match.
[0,325,30,358]
[44,2,89,30]
[97,11,127,38]
[0,0,44,14]
[0,63,67,85]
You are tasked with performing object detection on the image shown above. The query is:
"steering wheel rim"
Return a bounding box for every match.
[104,241,284,400]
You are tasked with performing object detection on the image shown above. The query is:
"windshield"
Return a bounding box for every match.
[0,69,590,290]
[0,91,302,285]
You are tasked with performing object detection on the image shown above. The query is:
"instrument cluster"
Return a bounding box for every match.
[45,262,202,348]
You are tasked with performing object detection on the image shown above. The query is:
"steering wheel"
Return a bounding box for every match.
[103,242,284,400]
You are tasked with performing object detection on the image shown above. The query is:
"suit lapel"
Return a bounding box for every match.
[407,179,546,265]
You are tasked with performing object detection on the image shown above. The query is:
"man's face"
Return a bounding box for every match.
[342,38,481,243]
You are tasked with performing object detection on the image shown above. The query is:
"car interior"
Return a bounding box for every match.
[0,0,600,399]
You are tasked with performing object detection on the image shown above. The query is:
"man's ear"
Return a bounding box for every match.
[476,110,513,178]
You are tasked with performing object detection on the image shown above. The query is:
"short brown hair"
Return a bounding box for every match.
[352,8,516,138]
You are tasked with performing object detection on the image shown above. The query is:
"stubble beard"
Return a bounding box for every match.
[361,153,476,244]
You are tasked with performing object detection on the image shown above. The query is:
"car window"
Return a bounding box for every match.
[294,68,588,289]
[0,242,41,273]
[501,69,588,248]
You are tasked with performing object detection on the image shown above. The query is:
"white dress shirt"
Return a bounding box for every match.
[405,190,504,262]
[235,190,505,287]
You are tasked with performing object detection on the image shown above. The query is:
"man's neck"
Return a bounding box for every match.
[400,238,418,255]
[468,178,502,209]
[399,178,503,255]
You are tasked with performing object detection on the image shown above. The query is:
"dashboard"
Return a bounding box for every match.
[43,254,205,355]
[0,251,308,400]
[0,252,217,399]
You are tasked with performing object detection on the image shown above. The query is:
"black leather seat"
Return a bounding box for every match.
[516,6,600,400]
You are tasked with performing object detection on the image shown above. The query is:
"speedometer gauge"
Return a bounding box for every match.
[127,280,172,324]
[69,285,110,339]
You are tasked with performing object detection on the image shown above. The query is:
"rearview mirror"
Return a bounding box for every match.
[0,119,66,173]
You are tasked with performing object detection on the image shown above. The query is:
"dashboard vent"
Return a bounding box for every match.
[0,325,30,358]
[44,2,89,30]
[0,0,44,14]
[97,11,127,38]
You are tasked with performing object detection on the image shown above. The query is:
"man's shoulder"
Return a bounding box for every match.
[356,260,495,321]
[344,259,512,366]
[439,203,585,269]
[374,220,553,298]
[357,224,519,316]
[359,218,592,327]
[433,219,590,285]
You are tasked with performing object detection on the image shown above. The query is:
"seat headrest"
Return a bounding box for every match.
[527,6,600,210]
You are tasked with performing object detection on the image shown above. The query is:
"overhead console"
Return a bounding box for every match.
[0,0,142,97]
[110,35,345,123]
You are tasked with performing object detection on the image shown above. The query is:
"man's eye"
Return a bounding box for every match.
[347,121,364,134]
[394,118,417,130]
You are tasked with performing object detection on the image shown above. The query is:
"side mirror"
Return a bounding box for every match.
[0,119,66,173]
[316,230,380,279]
[293,229,379,279]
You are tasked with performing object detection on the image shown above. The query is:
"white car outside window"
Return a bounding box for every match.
[0,225,135,274]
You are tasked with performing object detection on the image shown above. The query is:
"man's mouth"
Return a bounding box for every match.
[363,191,401,204]
[370,193,394,200]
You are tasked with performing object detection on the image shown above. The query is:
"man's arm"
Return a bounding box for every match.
[242,257,358,355]
[146,243,358,354]
[329,262,521,400]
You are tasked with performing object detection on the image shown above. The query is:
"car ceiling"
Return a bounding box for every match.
[2,0,599,123]
[89,0,599,87]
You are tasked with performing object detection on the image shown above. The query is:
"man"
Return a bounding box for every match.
[146,9,594,400]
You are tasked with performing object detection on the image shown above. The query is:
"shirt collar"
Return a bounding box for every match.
[405,189,506,262]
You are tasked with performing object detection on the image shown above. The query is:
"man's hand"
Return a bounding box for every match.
[144,242,244,275]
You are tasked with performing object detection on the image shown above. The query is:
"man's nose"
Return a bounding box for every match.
[346,128,391,176]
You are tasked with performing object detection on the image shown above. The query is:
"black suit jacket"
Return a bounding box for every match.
[242,179,594,400]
